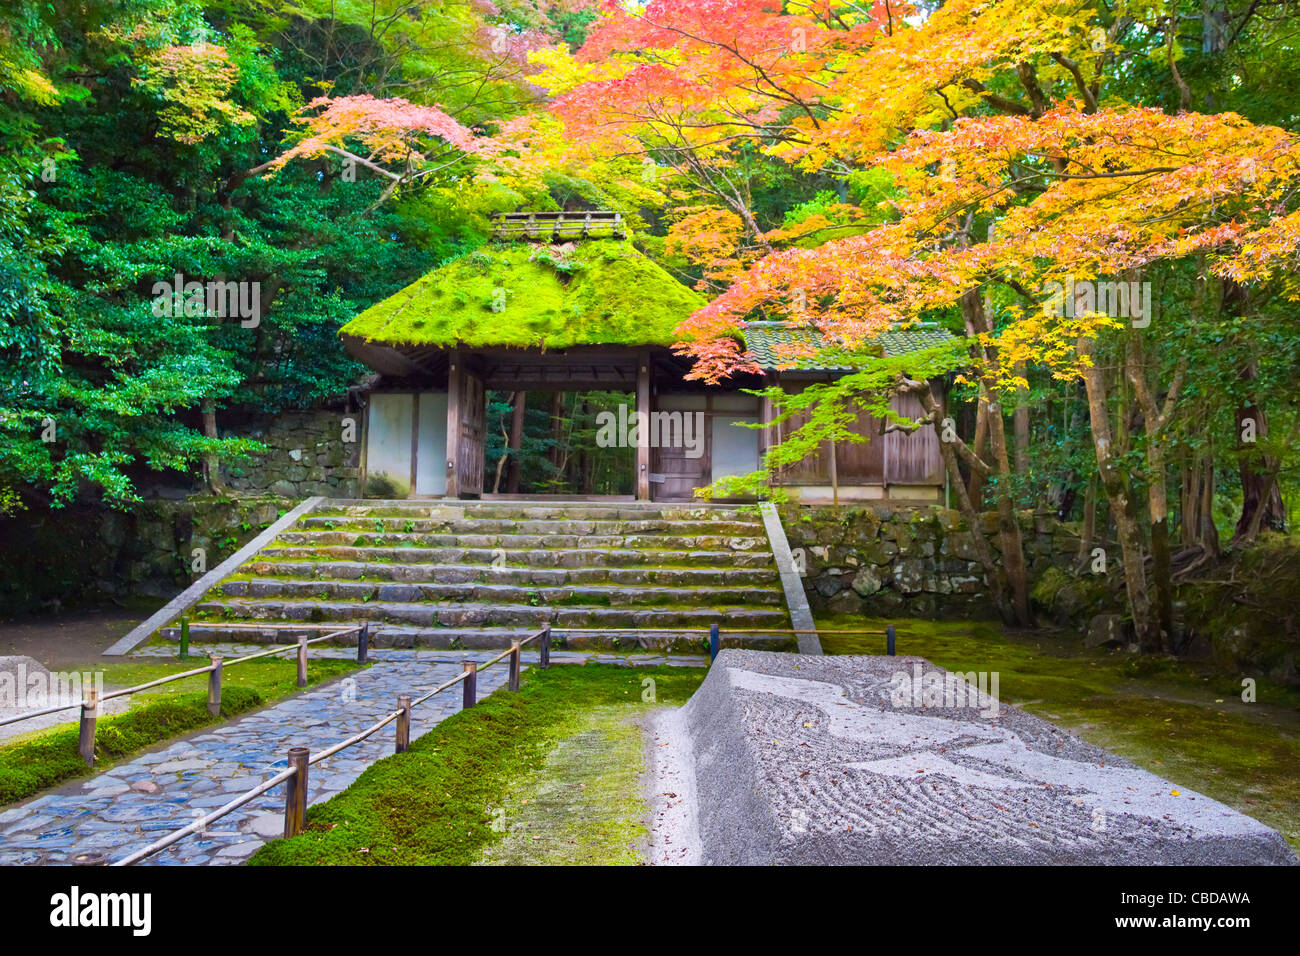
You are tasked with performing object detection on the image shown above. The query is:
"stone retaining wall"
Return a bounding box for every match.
[222,410,360,499]
[783,504,1081,619]
[0,497,295,614]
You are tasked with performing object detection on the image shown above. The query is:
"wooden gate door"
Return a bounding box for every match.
[446,354,486,497]
[651,438,710,501]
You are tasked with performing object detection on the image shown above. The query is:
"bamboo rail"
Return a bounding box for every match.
[0,623,371,768]
[101,616,895,865]
[112,625,551,866]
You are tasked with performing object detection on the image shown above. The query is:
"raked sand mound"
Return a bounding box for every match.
[657,649,1296,866]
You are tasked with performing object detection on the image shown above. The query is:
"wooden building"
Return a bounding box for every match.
[339,211,953,502]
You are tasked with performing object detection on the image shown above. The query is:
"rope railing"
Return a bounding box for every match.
[95,618,884,865]
[111,624,551,867]
[546,623,899,658]
[0,623,372,768]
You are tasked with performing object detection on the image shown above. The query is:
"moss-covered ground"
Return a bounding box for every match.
[0,656,361,805]
[248,663,705,866]
[819,614,1300,850]
[476,705,649,865]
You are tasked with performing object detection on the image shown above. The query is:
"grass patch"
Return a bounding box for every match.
[248,663,705,866]
[0,657,360,805]
[819,615,1300,850]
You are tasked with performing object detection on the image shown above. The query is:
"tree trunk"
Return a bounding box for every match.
[1126,333,1176,652]
[200,398,228,496]
[1236,418,1298,545]
[1179,450,1221,557]
[505,391,525,494]
[547,391,565,481]
[962,292,1033,627]
[1075,472,1098,573]
[967,398,989,507]
[1079,335,1157,651]
[940,424,1016,625]
[985,392,1034,627]
[902,375,1015,623]
[1234,384,1286,541]
[1013,360,1030,476]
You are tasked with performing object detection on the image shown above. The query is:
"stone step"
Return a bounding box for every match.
[216,578,785,606]
[273,530,770,551]
[312,502,755,522]
[297,516,765,536]
[192,598,789,629]
[237,560,781,587]
[158,624,798,652]
[256,546,775,569]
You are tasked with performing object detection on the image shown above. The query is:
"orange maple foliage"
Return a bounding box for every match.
[268,94,480,175]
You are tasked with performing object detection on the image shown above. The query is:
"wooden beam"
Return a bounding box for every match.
[636,352,651,501]
[446,349,462,499]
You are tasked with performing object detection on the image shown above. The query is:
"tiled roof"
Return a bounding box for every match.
[741,321,957,370]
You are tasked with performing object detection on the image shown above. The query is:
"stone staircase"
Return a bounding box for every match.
[163,500,796,651]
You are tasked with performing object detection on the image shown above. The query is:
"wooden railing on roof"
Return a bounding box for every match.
[491,210,625,240]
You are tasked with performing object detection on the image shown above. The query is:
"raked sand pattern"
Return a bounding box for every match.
[670,650,1297,865]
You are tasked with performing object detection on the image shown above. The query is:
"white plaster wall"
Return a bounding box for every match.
[711,415,759,479]
[366,393,413,494]
[416,392,448,495]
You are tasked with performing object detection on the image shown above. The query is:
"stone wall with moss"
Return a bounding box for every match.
[786,504,1081,619]
[0,497,294,615]
[222,410,360,498]
[1033,540,1300,683]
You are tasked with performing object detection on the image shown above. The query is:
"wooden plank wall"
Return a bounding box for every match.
[769,380,942,487]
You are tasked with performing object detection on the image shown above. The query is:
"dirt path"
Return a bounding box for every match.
[0,605,163,669]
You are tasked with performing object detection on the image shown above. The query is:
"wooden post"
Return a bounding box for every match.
[284,747,309,838]
[829,437,839,510]
[508,640,521,692]
[179,617,189,660]
[462,661,477,709]
[636,352,651,501]
[357,622,369,664]
[446,350,462,499]
[77,687,99,767]
[207,656,223,716]
[296,635,308,687]
[540,624,551,669]
[709,623,720,661]
[887,624,896,656]
[395,694,411,753]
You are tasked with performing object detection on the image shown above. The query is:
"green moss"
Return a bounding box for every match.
[477,705,648,865]
[339,240,705,349]
[1177,534,1300,676]
[364,473,409,498]
[1030,565,1070,609]
[248,664,705,866]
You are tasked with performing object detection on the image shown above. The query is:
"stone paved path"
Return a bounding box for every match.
[0,659,511,866]
[0,650,706,866]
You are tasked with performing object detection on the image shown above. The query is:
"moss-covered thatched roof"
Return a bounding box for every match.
[339,239,705,349]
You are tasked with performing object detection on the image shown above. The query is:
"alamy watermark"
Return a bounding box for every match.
[889,662,1000,718]
[152,271,260,328]
[1042,276,1151,328]
[595,405,705,458]
[0,663,104,711]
